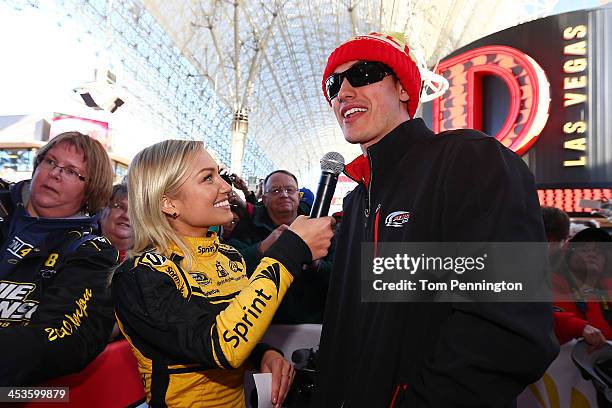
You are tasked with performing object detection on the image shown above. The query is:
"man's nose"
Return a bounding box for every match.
[337,77,355,101]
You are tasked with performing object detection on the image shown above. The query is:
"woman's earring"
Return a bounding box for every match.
[172,212,178,219]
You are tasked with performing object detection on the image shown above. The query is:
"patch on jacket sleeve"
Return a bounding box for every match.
[385,211,411,227]
[136,252,190,297]
[138,252,168,268]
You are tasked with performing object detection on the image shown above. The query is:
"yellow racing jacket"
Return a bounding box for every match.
[112,230,311,407]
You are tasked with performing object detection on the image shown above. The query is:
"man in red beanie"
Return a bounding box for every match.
[314,32,559,407]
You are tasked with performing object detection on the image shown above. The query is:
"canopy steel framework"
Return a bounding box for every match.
[141,0,556,179]
[5,0,557,181]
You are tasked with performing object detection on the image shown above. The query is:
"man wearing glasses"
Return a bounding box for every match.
[314,32,558,407]
[0,132,117,385]
[229,170,333,324]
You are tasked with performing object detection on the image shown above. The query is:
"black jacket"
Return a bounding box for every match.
[0,180,118,385]
[314,119,559,407]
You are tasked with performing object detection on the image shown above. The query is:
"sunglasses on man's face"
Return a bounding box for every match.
[325,61,395,101]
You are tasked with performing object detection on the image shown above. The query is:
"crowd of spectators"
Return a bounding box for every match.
[2,131,612,407]
[0,132,335,407]
[543,206,612,407]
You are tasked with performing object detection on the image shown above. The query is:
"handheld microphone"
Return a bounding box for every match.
[310,152,345,218]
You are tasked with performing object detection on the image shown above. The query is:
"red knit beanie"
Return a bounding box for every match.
[322,32,421,118]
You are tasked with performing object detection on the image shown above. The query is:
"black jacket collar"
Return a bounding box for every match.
[344,118,434,187]
[367,118,434,175]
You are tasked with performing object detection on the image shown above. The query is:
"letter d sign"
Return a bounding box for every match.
[433,45,550,155]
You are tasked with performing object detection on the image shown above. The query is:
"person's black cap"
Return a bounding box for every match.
[570,227,612,243]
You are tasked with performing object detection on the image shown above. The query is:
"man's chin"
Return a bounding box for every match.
[275,206,295,213]
[342,130,366,145]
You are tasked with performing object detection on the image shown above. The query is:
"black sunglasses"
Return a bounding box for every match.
[325,61,394,100]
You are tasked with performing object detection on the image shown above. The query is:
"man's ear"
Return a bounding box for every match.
[398,82,410,103]
[160,195,177,217]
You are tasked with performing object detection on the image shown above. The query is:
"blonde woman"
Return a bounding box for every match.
[112,140,334,407]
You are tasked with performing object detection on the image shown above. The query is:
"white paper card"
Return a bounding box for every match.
[253,372,273,408]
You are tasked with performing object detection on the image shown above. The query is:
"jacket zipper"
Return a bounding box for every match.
[364,154,381,256]
[364,154,373,227]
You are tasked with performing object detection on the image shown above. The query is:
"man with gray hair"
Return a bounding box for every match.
[230,170,333,324]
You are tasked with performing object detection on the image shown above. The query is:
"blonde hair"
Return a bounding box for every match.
[35,132,114,214]
[127,139,204,266]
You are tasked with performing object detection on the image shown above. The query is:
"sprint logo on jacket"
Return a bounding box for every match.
[223,287,272,348]
[252,263,282,296]
[223,263,281,348]
[198,242,218,255]
[0,281,38,324]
